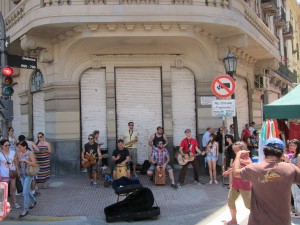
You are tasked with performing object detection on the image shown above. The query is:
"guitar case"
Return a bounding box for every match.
[104,187,160,222]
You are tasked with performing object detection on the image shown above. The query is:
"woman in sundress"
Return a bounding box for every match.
[35,132,51,189]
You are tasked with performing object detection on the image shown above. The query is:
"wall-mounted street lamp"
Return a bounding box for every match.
[223,49,239,140]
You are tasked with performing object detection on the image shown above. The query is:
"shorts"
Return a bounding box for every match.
[227,188,251,210]
[129,148,137,164]
[148,164,172,173]
[87,163,98,172]
[114,164,130,170]
[206,154,217,161]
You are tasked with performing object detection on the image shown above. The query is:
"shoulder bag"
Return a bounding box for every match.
[26,151,40,176]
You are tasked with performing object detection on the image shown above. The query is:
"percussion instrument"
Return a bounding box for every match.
[154,167,165,185]
[115,164,128,179]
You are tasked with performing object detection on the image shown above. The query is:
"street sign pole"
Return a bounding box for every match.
[0,12,11,137]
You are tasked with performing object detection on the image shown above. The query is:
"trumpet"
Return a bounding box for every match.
[125,140,136,148]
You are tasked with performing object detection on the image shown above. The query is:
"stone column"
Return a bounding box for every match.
[43,83,81,175]
[105,64,117,160]
[161,64,174,166]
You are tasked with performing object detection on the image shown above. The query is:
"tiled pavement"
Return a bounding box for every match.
[5,168,229,219]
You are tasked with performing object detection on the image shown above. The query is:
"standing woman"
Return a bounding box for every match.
[7,127,17,152]
[0,139,19,209]
[35,132,51,189]
[206,133,219,184]
[17,141,37,218]
[289,139,300,217]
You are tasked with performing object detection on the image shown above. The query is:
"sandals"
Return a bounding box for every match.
[224,221,238,225]
[291,213,300,218]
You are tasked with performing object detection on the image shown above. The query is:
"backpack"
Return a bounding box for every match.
[140,160,151,175]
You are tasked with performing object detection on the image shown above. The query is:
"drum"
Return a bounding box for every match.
[154,167,166,185]
[115,165,128,180]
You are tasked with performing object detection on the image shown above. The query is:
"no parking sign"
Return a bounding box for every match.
[211,75,235,98]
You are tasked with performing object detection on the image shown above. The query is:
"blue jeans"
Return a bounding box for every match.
[20,176,35,212]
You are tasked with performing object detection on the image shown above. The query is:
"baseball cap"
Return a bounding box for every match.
[265,138,284,151]
[184,129,191,133]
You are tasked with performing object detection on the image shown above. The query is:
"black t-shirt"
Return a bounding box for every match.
[225,144,235,168]
[153,133,166,147]
[84,142,99,157]
[112,148,129,165]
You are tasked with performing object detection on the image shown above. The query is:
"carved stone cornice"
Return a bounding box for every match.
[218,34,249,59]
[255,58,280,71]
[20,35,54,63]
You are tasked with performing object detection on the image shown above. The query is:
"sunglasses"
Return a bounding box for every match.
[3,144,10,147]
[129,125,134,126]
[38,136,43,138]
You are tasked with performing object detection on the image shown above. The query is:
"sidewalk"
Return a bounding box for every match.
[2,169,299,225]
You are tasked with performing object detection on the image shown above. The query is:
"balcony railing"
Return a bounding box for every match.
[275,62,297,83]
[274,7,286,29]
[282,22,293,40]
[261,0,277,16]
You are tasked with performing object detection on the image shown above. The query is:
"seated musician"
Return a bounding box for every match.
[147,141,177,189]
[112,139,130,179]
[81,134,102,187]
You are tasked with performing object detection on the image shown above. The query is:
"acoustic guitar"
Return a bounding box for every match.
[177,154,195,166]
[81,153,108,168]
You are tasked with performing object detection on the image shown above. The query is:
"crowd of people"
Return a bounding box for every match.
[3,120,300,225]
[0,127,51,218]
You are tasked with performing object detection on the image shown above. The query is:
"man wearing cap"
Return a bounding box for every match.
[148,126,168,149]
[177,129,204,188]
[233,138,300,225]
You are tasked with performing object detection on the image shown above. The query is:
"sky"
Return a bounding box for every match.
[298,0,300,4]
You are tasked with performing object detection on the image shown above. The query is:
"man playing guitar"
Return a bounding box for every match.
[81,134,102,187]
[177,129,204,188]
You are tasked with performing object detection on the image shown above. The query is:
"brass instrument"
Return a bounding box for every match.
[125,140,136,148]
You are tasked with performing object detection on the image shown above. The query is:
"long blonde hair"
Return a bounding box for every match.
[232,141,247,150]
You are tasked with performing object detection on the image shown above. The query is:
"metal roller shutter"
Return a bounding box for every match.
[234,76,249,137]
[116,67,162,163]
[11,81,21,136]
[81,69,107,148]
[171,68,196,146]
[33,91,46,142]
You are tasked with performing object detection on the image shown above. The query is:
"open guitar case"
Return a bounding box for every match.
[104,177,160,222]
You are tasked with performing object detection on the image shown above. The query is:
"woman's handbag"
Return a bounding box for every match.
[16,177,23,193]
[9,169,18,178]
[26,164,40,176]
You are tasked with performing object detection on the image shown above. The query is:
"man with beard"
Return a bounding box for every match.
[147,141,177,189]
[148,126,169,149]
[112,139,130,179]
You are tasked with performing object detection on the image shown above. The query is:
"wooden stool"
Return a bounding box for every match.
[154,168,166,185]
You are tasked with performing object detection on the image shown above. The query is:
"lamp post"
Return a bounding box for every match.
[223,49,239,140]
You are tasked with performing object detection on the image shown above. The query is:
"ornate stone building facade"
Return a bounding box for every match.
[0,0,299,174]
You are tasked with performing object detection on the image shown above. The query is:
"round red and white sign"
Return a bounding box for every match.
[211,75,236,98]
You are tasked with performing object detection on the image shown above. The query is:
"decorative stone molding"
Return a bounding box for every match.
[175,55,183,68]
[218,34,249,59]
[20,35,54,63]
[5,1,25,30]
[255,58,280,71]
[91,56,101,69]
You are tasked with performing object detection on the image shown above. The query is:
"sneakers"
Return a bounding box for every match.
[14,203,20,209]
[214,180,218,184]
[177,183,182,188]
[171,184,177,189]
[209,180,213,184]
[133,173,138,178]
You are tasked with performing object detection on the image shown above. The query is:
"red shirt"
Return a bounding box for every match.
[180,138,198,155]
[232,154,251,191]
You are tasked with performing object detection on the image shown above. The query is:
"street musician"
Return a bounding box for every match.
[123,122,139,178]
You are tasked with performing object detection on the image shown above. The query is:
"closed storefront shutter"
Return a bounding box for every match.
[33,91,46,142]
[171,68,196,146]
[116,67,162,163]
[11,81,21,136]
[234,76,249,137]
[81,69,107,148]
[268,91,279,103]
